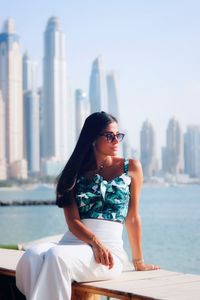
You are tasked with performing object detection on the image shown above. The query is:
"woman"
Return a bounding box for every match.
[16,111,160,300]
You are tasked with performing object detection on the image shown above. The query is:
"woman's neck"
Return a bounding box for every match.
[95,155,112,170]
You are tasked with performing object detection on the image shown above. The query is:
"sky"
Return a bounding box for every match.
[1,0,200,162]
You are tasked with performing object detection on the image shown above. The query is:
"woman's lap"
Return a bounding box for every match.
[22,241,123,282]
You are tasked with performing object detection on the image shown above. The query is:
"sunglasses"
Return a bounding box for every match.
[99,132,125,143]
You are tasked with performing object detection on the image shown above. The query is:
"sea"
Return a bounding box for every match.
[0,183,200,275]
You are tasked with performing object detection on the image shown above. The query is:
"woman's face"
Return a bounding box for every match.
[94,122,123,157]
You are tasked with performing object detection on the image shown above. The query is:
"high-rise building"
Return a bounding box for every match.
[122,141,138,160]
[23,52,38,91]
[162,117,184,175]
[0,90,7,179]
[184,126,200,178]
[106,71,119,120]
[23,52,40,175]
[42,17,69,166]
[75,89,90,140]
[24,91,40,175]
[89,56,108,113]
[140,120,157,177]
[23,53,40,175]
[0,19,27,179]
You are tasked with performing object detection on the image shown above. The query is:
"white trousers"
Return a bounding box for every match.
[16,219,128,300]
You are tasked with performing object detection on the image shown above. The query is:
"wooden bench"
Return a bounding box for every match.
[0,249,200,300]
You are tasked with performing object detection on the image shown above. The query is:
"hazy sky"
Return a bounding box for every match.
[1,0,200,161]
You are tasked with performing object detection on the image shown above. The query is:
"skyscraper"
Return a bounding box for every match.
[89,56,108,113]
[184,126,200,178]
[106,71,119,120]
[42,17,69,164]
[140,120,157,177]
[23,53,40,175]
[122,141,138,160]
[0,90,6,179]
[75,89,90,140]
[0,19,27,179]
[162,117,184,175]
[23,52,38,91]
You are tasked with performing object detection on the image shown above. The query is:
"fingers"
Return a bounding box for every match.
[93,247,114,268]
[148,264,160,271]
[90,237,114,269]
[134,262,160,271]
[108,252,114,269]
[152,264,160,270]
[99,250,114,268]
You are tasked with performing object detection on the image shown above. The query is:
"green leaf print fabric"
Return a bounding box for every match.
[76,159,131,223]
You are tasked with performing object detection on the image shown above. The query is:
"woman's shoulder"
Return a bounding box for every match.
[126,158,143,180]
[127,158,142,171]
[112,157,142,173]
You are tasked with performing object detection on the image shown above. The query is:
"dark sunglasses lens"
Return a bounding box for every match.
[117,133,125,142]
[106,133,114,142]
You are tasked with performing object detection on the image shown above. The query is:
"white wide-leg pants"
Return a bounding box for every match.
[16,219,128,300]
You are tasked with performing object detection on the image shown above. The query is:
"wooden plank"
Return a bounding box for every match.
[71,289,100,300]
[80,270,200,300]
[0,249,24,276]
[72,283,151,300]
[1,249,200,300]
[128,281,200,300]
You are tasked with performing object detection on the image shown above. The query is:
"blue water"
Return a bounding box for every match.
[0,184,200,275]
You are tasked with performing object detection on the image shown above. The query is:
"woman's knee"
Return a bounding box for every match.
[19,245,47,269]
[45,246,74,271]
[44,246,64,263]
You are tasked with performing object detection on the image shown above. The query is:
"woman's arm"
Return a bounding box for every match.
[63,197,114,269]
[125,159,160,271]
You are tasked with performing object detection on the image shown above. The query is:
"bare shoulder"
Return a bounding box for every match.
[128,159,142,172]
[128,159,143,181]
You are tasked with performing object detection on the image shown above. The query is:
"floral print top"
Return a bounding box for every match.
[76,159,131,223]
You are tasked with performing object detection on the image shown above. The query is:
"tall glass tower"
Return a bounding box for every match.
[162,117,184,175]
[0,19,27,179]
[89,56,108,113]
[42,17,69,162]
[106,71,119,120]
[184,126,200,178]
[140,120,157,177]
[0,90,6,179]
[23,53,40,175]
[75,89,90,140]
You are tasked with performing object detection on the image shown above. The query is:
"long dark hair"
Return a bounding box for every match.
[56,111,117,207]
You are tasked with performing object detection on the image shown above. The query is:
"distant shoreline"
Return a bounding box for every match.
[0,182,200,206]
[0,200,56,206]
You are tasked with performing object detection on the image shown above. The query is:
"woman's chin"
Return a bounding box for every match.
[111,149,119,156]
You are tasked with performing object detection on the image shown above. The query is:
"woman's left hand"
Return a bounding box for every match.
[134,261,160,271]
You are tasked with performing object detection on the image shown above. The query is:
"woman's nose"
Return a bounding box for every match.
[112,136,119,144]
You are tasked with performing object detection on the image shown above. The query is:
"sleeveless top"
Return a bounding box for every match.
[76,158,131,223]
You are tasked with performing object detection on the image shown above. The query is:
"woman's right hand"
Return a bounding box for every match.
[90,236,114,269]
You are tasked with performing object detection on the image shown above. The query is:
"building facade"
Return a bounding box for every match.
[0,19,27,179]
[89,56,108,113]
[106,71,120,120]
[42,17,69,166]
[162,117,184,175]
[75,89,90,140]
[140,120,157,177]
[23,53,40,175]
[184,126,200,178]
[0,90,6,179]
